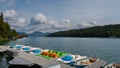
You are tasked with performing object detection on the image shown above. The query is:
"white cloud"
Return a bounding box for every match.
[28,13,80,32]
[13,18,28,28]
[3,10,18,26]
[30,13,48,25]
[3,10,18,18]
[3,10,28,29]
[51,19,76,29]
[82,21,98,27]
[3,10,98,33]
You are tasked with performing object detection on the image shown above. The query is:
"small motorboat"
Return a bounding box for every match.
[49,50,67,57]
[73,55,87,62]
[57,54,75,64]
[9,43,16,48]
[30,48,43,54]
[104,62,120,68]
[73,57,99,67]
[43,49,49,52]
[20,46,32,52]
[48,52,58,58]
[40,51,59,59]
[13,44,24,50]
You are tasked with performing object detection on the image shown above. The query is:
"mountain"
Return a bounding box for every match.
[48,24,120,38]
[18,32,28,35]
[28,31,49,37]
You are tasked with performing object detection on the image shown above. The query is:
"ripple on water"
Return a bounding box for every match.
[6,37,120,64]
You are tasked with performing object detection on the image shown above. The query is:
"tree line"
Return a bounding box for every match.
[48,24,120,38]
[0,13,18,40]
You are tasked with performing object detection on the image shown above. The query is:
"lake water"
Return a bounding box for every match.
[0,53,9,68]
[1,37,120,67]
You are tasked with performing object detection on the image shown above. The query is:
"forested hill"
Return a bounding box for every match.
[0,13,18,40]
[48,24,120,38]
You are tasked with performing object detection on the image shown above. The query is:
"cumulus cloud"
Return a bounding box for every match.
[50,19,76,29]
[3,10,17,18]
[2,10,98,33]
[12,18,28,28]
[3,10,28,29]
[30,13,48,25]
[82,21,98,27]
[28,13,81,32]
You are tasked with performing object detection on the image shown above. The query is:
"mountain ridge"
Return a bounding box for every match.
[28,31,49,37]
[48,24,120,38]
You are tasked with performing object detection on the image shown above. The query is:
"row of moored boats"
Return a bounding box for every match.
[10,44,117,68]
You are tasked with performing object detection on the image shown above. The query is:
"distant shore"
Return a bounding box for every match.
[48,24,120,38]
[0,34,27,45]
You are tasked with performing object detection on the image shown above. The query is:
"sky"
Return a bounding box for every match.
[0,0,120,33]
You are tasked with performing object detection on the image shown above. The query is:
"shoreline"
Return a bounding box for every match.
[0,34,27,45]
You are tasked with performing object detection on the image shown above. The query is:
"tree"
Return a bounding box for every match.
[48,24,120,38]
[0,13,3,21]
[0,13,18,39]
[11,29,18,37]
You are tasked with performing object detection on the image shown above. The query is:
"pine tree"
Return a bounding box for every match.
[0,13,18,39]
[0,13,3,21]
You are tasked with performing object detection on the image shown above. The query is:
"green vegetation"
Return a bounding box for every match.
[0,13,18,41]
[0,40,8,45]
[48,24,120,38]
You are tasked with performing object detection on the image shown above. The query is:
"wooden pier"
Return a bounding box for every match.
[0,45,107,68]
[0,46,74,68]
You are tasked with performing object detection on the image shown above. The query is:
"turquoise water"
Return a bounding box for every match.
[6,37,120,63]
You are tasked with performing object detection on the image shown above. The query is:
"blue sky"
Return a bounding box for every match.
[0,0,120,33]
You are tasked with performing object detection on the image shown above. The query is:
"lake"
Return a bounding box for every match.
[1,37,120,67]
